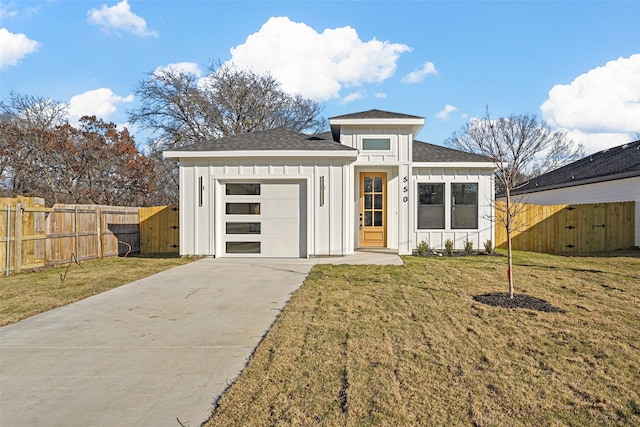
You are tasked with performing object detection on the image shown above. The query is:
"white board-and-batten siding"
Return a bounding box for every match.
[411,167,495,252]
[178,157,353,257]
[339,127,413,164]
[508,176,640,246]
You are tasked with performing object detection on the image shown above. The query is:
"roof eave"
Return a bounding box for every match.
[510,170,640,195]
[164,149,358,159]
[412,161,496,169]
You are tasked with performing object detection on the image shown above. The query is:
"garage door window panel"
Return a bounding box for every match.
[226,183,261,195]
[226,242,261,254]
[226,203,260,215]
[226,222,261,234]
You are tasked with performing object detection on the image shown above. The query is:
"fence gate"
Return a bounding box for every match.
[139,205,179,254]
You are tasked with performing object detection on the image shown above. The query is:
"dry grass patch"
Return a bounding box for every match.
[0,255,197,326]
[207,250,640,426]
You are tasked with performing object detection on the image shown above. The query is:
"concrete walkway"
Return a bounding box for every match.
[0,252,402,427]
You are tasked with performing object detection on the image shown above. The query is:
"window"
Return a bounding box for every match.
[226,242,260,254]
[362,138,391,151]
[226,203,260,215]
[226,222,261,234]
[417,183,445,229]
[225,183,260,195]
[451,183,478,229]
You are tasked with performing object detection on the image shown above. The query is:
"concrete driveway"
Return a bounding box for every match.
[0,252,402,427]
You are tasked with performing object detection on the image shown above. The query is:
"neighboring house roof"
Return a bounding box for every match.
[165,127,357,153]
[413,140,493,163]
[330,109,423,120]
[511,139,640,195]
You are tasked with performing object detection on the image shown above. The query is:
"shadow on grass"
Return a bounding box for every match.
[473,293,566,313]
[555,248,640,259]
[123,252,183,259]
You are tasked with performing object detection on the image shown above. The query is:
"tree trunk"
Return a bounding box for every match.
[505,188,514,299]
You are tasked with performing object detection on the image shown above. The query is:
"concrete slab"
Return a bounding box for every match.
[0,252,402,427]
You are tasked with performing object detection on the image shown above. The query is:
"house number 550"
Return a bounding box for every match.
[402,176,409,202]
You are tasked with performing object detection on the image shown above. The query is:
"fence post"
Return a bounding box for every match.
[5,206,11,276]
[14,203,23,273]
[96,206,102,259]
[74,205,79,261]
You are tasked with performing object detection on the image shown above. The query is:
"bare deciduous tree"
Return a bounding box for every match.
[447,109,583,298]
[1,92,69,201]
[128,62,326,203]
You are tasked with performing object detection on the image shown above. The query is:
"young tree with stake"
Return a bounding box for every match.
[447,109,582,298]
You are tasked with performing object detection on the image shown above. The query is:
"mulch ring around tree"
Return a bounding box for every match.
[473,293,566,313]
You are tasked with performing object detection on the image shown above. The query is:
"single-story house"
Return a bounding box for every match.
[164,109,496,258]
[502,139,640,246]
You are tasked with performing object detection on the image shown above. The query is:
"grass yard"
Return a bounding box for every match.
[0,255,197,326]
[207,250,640,426]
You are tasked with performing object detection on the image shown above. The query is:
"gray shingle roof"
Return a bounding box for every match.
[511,139,640,195]
[413,140,493,163]
[167,128,356,152]
[330,109,423,120]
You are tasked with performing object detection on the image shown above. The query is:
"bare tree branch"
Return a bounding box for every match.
[128,62,325,203]
[446,108,582,299]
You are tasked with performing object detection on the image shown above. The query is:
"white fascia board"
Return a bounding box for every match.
[330,118,424,135]
[164,150,358,159]
[330,118,424,127]
[411,162,497,169]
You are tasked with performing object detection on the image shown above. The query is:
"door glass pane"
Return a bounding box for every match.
[374,211,382,226]
[226,203,260,215]
[364,211,372,226]
[364,177,372,192]
[364,194,372,209]
[226,222,261,234]
[226,183,260,195]
[374,177,382,192]
[374,194,382,209]
[226,241,260,253]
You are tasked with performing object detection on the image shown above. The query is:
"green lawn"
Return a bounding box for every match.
[206,250,640,426]
[0,254,197,326]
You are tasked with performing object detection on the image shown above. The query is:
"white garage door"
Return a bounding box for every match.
[223,181,307,257]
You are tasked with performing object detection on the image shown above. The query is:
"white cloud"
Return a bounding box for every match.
[435,104,457,121]
[87,0,158,38]
[540,54,640,154]
[154,62,202,77]
[541,54,640,132]
[0,4,18,19]
[68,88,134,122]
[342,91,365,104]
[563,129,635,155]
[0,27,40,69]
[401,61,438,84]
[227,16,410,101]
[1,4,39,20]
[374,92,387,99]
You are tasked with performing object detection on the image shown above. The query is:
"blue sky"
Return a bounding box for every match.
[1,0,639,154]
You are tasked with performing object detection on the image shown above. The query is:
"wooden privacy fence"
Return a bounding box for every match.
[1,197,180,275]
[495,201,635,254]
[1,197,140,275]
